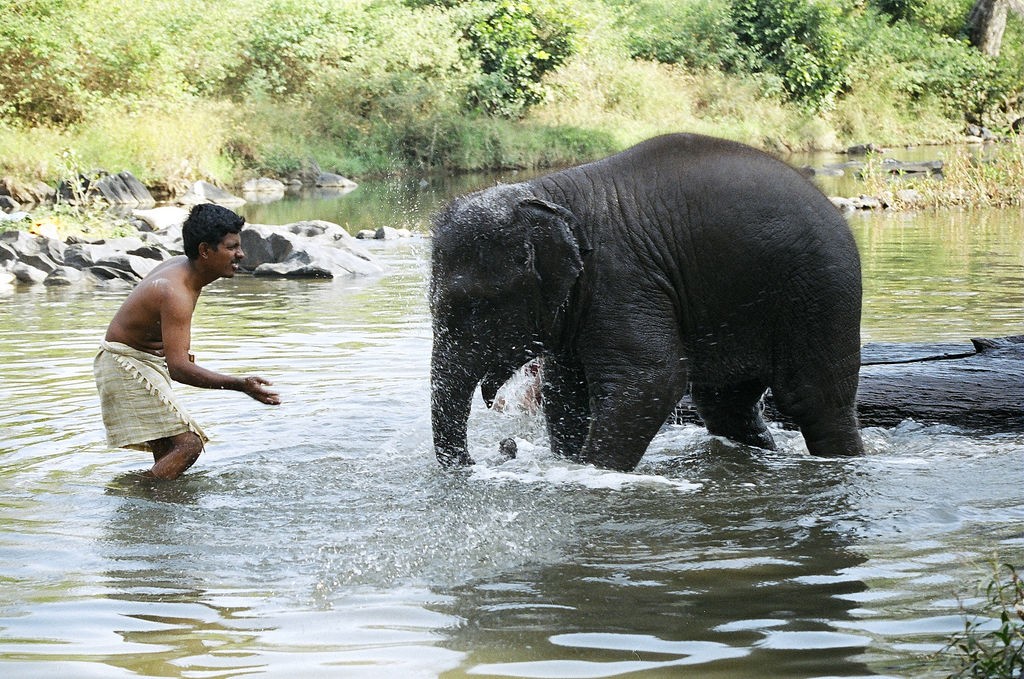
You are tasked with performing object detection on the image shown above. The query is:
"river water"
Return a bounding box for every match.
[0,160,1022,678]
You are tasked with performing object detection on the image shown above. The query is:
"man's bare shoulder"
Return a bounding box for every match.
[146,255,190,281]
[126,257,186,300]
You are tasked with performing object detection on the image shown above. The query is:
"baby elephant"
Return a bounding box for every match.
[430,133,864,470]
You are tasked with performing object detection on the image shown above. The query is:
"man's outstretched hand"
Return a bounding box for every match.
[242,375,281,405]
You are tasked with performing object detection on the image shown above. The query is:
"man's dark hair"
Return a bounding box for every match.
[182,203,245,260]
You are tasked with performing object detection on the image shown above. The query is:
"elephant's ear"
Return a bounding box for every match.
[517,197,585,331]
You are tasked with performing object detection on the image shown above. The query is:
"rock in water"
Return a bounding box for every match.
[499,438,518,460]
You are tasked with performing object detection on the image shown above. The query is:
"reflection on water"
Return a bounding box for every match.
[0,181,1022,677]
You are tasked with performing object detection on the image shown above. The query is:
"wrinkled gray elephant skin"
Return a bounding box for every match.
[430,133,864,471]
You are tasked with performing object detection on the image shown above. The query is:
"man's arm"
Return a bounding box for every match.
[160,287,281,405]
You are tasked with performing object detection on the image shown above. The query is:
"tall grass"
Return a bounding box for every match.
[0,102,235,190]
[859,139,1024,209]
[532,57,840,152]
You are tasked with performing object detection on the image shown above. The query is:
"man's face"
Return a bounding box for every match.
[206,233,244,277]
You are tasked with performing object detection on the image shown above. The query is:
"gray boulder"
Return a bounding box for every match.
[315,173,357,189]
[253,249,363,278]
[44,266,86,286]
[846,143,882,155]
[355,226,414,240]
[240,221,383,278]
[64,238,169,269]
[132,206,188,232]
[829,197,856,213]
[242,178,286,204]
[0,211,31,223]
[178,180,246,208]
[93,171,156,207]
[0,177,54,205]
[91,252,161,280]
[377,226,411,240]
[243,177,286,193]
[0,226,172,286]
[0,230,65,273]
[64,242,115,269]
[286,220,349,240]
[12,261,48,283]
[0,241,18,268]
[0,215,384,286]
[148,227,184,255]
[86,264,143,284]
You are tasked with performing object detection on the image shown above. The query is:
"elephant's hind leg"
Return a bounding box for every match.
[691,380,776,450]
[772,371,863,457]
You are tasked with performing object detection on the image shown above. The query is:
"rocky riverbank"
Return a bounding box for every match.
[0,165,427,290]
[0,206,390,290]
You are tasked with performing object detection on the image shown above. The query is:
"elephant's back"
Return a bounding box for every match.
[536,132,857,272]
[535,133,862,380]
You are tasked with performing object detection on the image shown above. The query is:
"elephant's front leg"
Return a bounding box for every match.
[576,334,688,471]
[540,355,590,461]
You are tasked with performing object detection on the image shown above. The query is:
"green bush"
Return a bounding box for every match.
[461,0,579,117]
[861,16,1018,124]
[619,0,750,71]
[872,0,973,37]
[0,0,210,126]
[220,0,356,99]
[2,0,1024,184]
[301,3,473,170]
[730,0,851,111]
[0,1,80,124]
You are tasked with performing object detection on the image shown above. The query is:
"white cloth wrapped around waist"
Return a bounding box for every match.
[93,340,209,451]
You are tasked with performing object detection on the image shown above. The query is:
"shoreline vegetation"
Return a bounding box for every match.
[2,0,1024,231]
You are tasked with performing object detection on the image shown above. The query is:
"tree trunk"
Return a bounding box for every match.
[672,336,1024,435]
[845,335,1024,433]
[968,0,1009,57]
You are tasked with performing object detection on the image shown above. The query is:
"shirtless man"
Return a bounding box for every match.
[93,203,280,479]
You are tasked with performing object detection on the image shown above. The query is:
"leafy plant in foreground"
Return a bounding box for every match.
[944,562,1024,678]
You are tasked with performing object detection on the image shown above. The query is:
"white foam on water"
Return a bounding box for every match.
[467,438,703,492]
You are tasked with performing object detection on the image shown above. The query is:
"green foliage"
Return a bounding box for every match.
[0,0,194,125]
[872,0,974,36]
[944,562,1024,678]
[1,0,1024,185]
[618,0,750,70]
[0,0,78,124]
[730,0,851,111]
[851,10,1019,126]
[461,0,579,117]
[299,3,473,170]
[222,0,357,99]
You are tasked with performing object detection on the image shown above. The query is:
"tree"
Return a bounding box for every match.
[967,0,1024,56]
[463,0,577,118]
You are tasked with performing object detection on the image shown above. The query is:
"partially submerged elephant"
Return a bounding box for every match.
[429,133,864,471]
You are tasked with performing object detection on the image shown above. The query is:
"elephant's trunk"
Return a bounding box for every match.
[480,362,521,409]
[430,344,478,467]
